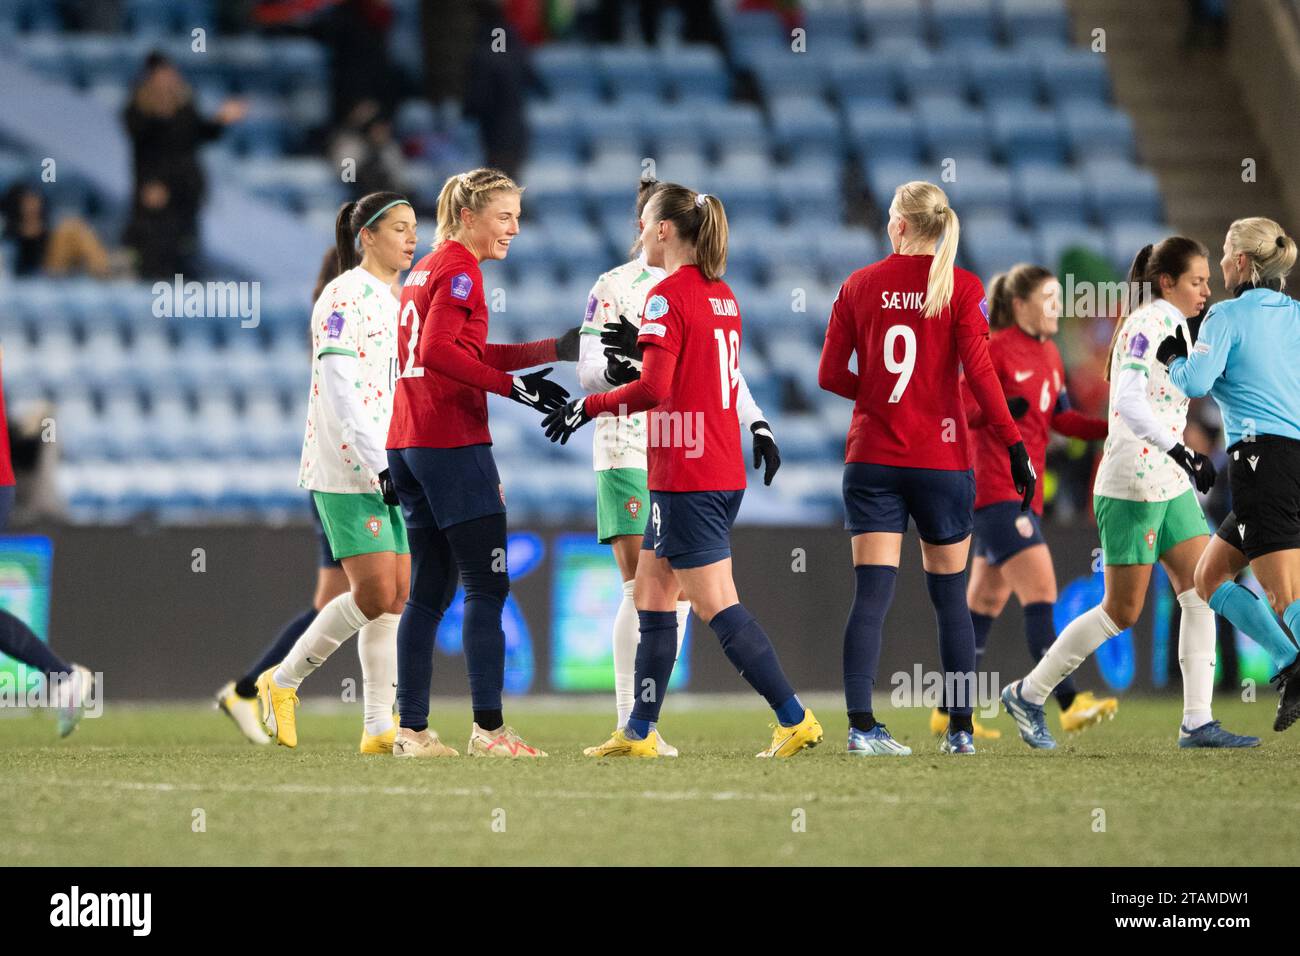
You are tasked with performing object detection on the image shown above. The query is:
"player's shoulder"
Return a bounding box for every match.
[952,265,987,301]
[319,267,363,307]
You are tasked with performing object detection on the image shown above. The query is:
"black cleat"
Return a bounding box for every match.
[1270,656,1300,732]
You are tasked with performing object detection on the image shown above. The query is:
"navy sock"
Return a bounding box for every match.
[709,603,798,721]
[628,610,679,733]
[971,610,994,665]
[848,711,877,732]
[843,564,897,718]
[236,607,316,698]
[1022,601,1075,709]
[0,609,70,676]
[397,525,459,733]
[926,570,977,717]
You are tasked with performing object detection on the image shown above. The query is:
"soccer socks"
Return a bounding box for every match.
[1022,601,1077,710]
[843,564,897,723]
[1178,589,1217,731]
[627,610,678,739]
[926,570,977,717]
[0,608,71,676]
[1022,605,1121,706]
[1210,582,1298,673]
[612,580,639,726]
[710,603,801,725]
[971,610,994,664]
[274,592,370,690]
[358,612,399,736]
[236,607,316,698]
[1285,601,1300,653]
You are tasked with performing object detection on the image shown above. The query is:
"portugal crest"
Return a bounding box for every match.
[366,515,383,538]
[624,496,642,518]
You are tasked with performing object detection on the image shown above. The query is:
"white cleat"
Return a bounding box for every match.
[392,727,459,758]
[215,681,270,744]
[55,664,96,739]
[467,722,547,758]
[656,734,679,757]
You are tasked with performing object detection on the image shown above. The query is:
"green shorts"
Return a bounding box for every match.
[1094,489,1209,566]
[596,468,649,543]
[312,491,409,560]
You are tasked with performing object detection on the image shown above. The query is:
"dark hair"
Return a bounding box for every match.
[1,183,45,239]
[1105,236,1207,380]
[643,181,728,281]
[986,263,1054,331]
[312,246,341,304]
[334,191,409,272]
[628,176,664,257]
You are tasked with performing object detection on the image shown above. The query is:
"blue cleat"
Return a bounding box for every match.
[1002,681,1057,750]
[939,729,975,754]
[847,724,911,756]
[1178,720,1260,749]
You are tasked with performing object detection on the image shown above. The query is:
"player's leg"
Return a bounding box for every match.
[946,549,1009,739]
[357,546,406,755]
[1244,547,1300,731]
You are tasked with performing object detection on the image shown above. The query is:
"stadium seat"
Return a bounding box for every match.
[1015,163,1087,225]
[1037,48,1111,106]
[769,96,843,158]
[1000,0,1071,48]
[1036,222,1107,270]
[1106,221,1173,274]
[663,45,729,101]
[991,107,1066,166]
[930,0,1000,49]
[846,106,923,163]
[861,0,927,46]
[916,96,992,161]
[1061,104,1137,162]
[828,56,899,108]
[534,44,605,99]
[963,215,1044,278]
[963,48,1039,107]
[942,159,1014,217]
[1083,159,1163,224]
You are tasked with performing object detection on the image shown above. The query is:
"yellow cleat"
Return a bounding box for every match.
[931,707,1001,739]
[1059,691,1118,733]
[360,722,397,755]
[255,667,299,748]
[757,707,823,758]
[583,728,660,758]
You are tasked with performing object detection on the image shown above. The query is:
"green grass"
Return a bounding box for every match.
[0,695,1294,866]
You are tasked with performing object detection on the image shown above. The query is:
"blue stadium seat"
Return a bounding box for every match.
[1000,0,1071,48]
[575,103,643,155]
[827,56,898,108]
[846,106,923,162]
[695,103,768,154]
[1036,222,1107,270]
[861,158,931,210]
[916,96,992,160]
[525,101,584,159]
[534,44,604,99]
[930,0,999,49]
[963,48,1039,106]
[803,8,865,47]
[1061,104,1136,162]
[942,159,1014,217]
[1106,221,1172,274]
[862,0,927,45]
[817,226,881,283]
[1015,163,1087,225]
[773,156,844,221]
[751,52,828,100]
[1037,48,1111,106]
[1083,159,1163,224]
[769,95,842,158]
[896,48,962,102]
[599,46,666,99]
[664,45,729,101]
[991,107,1066,166]
[962,215,1044,279]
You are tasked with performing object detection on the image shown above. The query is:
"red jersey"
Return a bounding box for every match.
[0,356,12,487]
[387,239,555,450]
[966,326,1107,513]
[585,265,746,492]
[819,254,1021,470]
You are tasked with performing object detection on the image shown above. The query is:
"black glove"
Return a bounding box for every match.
[508,367,570,414]
[1168,442,1217,494]
[603,348,640,386]
[377,468,400,506]
[1008,440,1037,512]
[556,326,581,362]
[750,420,781,485]
[1006,395,1030,419]
[541,397,593,445]
[1156,326,1188,367]
[600,315,642,360]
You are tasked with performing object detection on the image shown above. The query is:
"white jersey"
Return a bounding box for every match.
[1093,298,1193,502]
[298,266,399,494]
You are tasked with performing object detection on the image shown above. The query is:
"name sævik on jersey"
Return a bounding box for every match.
[635,265,746,492]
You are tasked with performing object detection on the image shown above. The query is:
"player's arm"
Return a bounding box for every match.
[577,279,637,392]
[1163,308,1230,398]
[736,371,781,485]
[482,338,559,372]
[541,343,676,444]
[1049,383,1107,440]
[817,285,859,400]
[319,353,389,477]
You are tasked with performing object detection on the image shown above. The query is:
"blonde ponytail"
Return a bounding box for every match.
[433,167,522,247]
[1227,217,1297,289]
[892,181,959,318]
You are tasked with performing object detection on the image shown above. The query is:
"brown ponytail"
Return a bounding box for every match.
[987,263,1054,331]
[1104,236,1206,380]
[646,182,729,281]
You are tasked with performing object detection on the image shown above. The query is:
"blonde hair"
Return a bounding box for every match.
[645,182,729,281]
[434,167,521,246]
[892,181,960,318]
[1227,217,1297,289]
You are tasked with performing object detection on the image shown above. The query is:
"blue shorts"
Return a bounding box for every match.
[971,501,1045,565]
[0,485,12,532]
[642,489,744,570]
[842,463,974,544]
[309,493,342,569]
[386,444,506,531]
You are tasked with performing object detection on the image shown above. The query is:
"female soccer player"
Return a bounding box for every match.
[255,192,417,753]
[1159,218,1300,731]
[578,177,781,756]
[819,180,1033,756]
[1002,237,1259,750]
[544,183,822,759]
[386,167,577,759]
[941,263,1115,740]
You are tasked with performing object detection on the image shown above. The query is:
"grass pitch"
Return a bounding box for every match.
[0,694,1294,866]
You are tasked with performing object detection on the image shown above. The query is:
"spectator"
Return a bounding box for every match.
[329,99,408,196]
[1,184,111,279]
[463,0,536,179]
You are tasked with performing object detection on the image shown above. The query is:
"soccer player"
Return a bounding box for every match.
[255,192,417,753]
[939,263,1116,740]
[578,176,781,756]
[1159,218,1300,731]
[819,180,1033,756]
[1002,237,1259,749]
[544,183,822,759]
[0,344,94,737]
[217,250,349,745]
[386,167,578,759]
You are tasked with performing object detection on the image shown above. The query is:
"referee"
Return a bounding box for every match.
[1158,216,1300,730]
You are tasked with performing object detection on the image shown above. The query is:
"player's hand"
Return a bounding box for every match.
[1006,395,1030,419]
[1008,440,1037,512]
[600,315,642,360]
[1168,442,1217,494]
[509,367,570,414]
[1156,326,1189,367]
[603,348,640,386]
[377,468,400,507]
[556,326,581,362]
[751,420,781,485]
[541,397,592,445]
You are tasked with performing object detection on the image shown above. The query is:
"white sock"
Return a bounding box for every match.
[274,592,371,690]
[675,601,691,659]
[359,612,399,736]
[1022,605,1121,705]
[613,580,638,727]
[1178,589,1216,730]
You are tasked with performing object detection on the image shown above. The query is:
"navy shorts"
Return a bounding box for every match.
[971,501,1045,565]
[0,485,12,532]
[842,463,974,544]
[309,493,342,569]
[642,489,744,570]
[386,443,506,531]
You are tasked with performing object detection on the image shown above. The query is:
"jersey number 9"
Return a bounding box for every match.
[884,324,916,403]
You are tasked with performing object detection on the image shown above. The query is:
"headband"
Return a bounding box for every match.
[356,199,411,242]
